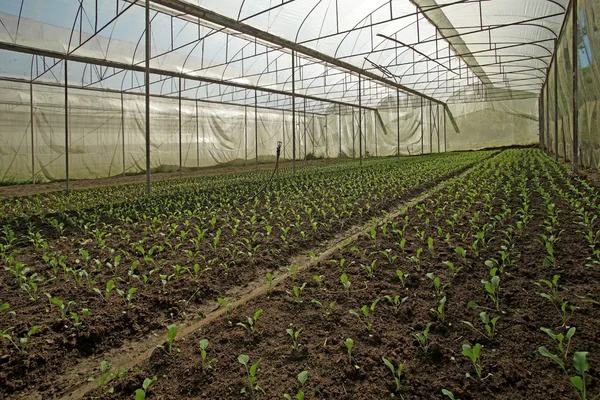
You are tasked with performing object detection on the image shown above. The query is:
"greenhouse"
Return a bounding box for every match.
[0,0,599,399]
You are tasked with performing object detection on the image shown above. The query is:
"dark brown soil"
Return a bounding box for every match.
[0,153,491,399]
[91,149,600,400]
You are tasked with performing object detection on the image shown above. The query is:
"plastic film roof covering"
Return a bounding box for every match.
[0,0,568,106]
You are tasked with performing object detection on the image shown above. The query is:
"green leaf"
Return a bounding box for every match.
[28,325,41,336]
[382,357,395,374]
[538,346,565,371]
[297,370,308,385]
[135,388,146,400]
[573,352,589,374]
[441,389,456,400]
[570,376,584,392]
[249,360,260,376]
[238,354,249,366]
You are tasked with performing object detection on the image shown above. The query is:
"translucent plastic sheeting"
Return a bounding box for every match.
[541,0,599,169]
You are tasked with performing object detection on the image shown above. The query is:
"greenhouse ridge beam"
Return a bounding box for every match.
[0,42,375,113]
[149,0,446,107]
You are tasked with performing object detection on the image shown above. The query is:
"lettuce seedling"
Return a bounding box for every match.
[311,299,335,319]
[462,343,490,380]
[536,275,561,304]
[462,312,500,340]
[481,269,500,310]
[284,370,308,400]
[265,272,274,296]
[362,260,377,280]
[384,295,408,313]
[87,360,126,395]
[313,275,325,288]
[340,273,351,297]
[443,261,462,280]
[94,279,115,302]
[116,287,137,309]
[238,354,260,393]
[382,357,405,392]
[198,339,216,370]
[217,297,236,325]
[431,296,447,322]
[1,325,41,354]
[287,283,307,302]
[426,272,449,297]
[541,327,575,361]
[286,327,302,350]
[134,376,157,400]
[344,338,354,365]
[413,323,431,353]
[395,270,405,288]
[349,298,379,332]
[48,295,76,319]
[570,352,599,400]
[157,324,178,355]
[237,309,263,334]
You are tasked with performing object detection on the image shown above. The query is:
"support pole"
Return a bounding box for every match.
[254,90,258,168]
[145,0,151,195]
[571,0,579,174]
[420,98,424,155]
[545,77,549,154]
[292,51,296,174]
[196,99,200,168]
[244,104,248,165]
[358,75,362,166]
[374,111,378,157]
[121,92,126,177]
[352,109,355,158]
[396,89,400,158]
[429,100,433,155]
[443,107,447,152]
[312,113,315,155]
[282,109,286,159]
[437,104,440,153]
[30,82,35,184]
[539,95,544,151]
[554,60,558,162]
[178,77,182,177]
[64,60,69,192]
[303,98,307,160]
[325,116,328,158]
[338,104,342,157]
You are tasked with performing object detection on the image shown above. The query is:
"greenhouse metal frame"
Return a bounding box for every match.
[0,0,597,193]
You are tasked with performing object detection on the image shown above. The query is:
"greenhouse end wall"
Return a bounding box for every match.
[0,78,541,184]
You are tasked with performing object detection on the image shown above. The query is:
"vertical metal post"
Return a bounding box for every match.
[396,89,400,158]
[554,58,558,161]
[244,104,248,165]
[303,98,307,160]
[571,0,579,173]
[254,90,258,168]
[352,109,355,158]
[539,95,544,151]
[292,51,296,174]
[420,98,424,155]
[178,77,182,177]
[429,100,433,154]
[443,107,447,152]
[437,104,440,153]
[338,104,342,157]
[196,99,200,168]
[545,75,550,154]
[30,82,35,184]
[311,113,315,155]
[282,108,286,159]
[145,0,151,195]
[325,116,329,158]
[358,75,362,166]
[374,111,378,157]
[64,60,69,192]
[121,92,126,177]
